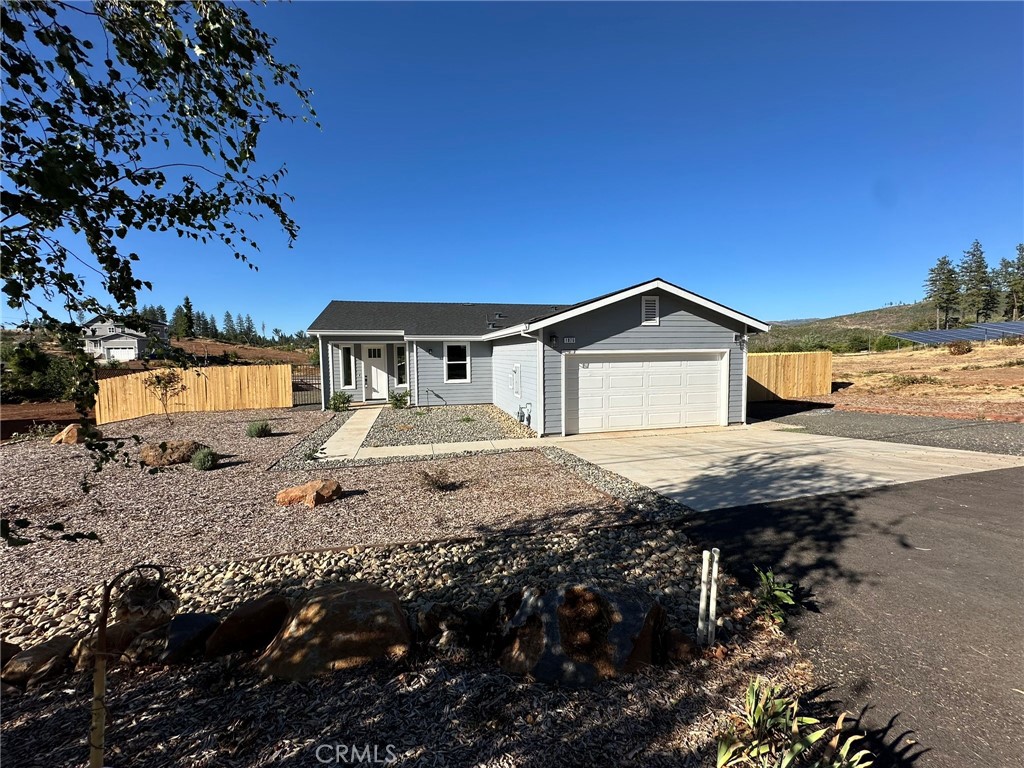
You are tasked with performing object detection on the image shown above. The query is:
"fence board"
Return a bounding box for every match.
[747,351,833,401]
[95,364,293,425]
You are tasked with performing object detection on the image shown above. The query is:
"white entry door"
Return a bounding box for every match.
[567,352,725,434]
[362,345,388,399]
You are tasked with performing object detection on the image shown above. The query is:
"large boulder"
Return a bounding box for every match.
[493,585,665,687]
[1,639,22,669]
[139,440,205,467]
[1,635,76,689]
[159,614,221,664]
[206,593,292,657]
[50,424,90,445]
[72,621,141,671]
[259,583,411,681]
[275,479,344,508]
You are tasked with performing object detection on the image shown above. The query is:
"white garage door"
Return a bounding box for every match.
[569,353,725,434]
[107,347,135,361]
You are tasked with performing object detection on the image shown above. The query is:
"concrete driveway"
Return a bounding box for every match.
[558,425,1024,511]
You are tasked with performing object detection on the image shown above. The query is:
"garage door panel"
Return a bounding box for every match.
[609,375,644,388]
[609,394,644,408]
[648,392,682,406]
[607,413,645,429]
[573,353,724,434]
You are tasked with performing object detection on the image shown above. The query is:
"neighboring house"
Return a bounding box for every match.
[81,316,170,362]
[308,278,770,436]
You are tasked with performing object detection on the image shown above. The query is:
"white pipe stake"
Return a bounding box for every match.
[697,549,711,645]
[707,548,721,647]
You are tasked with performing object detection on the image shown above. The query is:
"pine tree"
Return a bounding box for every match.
[996,245,1024,322]
[234,312,245,341]
[169,305,187,338]
[223,311,236,339]
[194,311,208,337]
[924,255,960,329]
[208,315,220,338]
[181,296,196,337]
[243,314,257,339]
[958,240,999,323]
[156,305,168,323]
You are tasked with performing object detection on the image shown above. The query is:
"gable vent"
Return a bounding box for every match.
[641,295,660,326]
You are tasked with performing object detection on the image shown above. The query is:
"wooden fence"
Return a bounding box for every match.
[95,364,293,425]
[747,351,833,401]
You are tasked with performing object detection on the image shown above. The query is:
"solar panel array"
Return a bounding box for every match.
[887,320,1024,345]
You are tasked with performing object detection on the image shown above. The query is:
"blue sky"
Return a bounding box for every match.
[30,2,1024,331]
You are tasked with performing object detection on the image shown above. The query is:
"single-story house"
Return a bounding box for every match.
[308,278,770,436]
[81,316,169,362]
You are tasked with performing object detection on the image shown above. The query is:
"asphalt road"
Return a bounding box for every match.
[684,466,1024,768]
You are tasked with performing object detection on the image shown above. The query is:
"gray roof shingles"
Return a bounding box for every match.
[307,301,569,336]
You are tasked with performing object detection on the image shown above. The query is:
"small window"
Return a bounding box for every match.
[367,347,382,359]
[641,295,660,326]
[444,342,470,383]
[512,363,521,397]
[396,345,407,386]
[339,345,354,388]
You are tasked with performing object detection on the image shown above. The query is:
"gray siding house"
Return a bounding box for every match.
[82,316,169,362]
[308,278,770,436]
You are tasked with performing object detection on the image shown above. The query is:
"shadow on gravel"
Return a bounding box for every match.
[747,399,834,421]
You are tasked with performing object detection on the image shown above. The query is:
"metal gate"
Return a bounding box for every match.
[291,364,322,406]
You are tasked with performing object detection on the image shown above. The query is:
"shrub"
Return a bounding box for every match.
[753,566,796,625]
[387,389,410,409]
[328,391,352,412]
[459,416,475,423]
[246,420,272,438]
[871,334,902,351]
[996,358,1024,368]
[1001,335,1023,346]
[947,340,973,356]
[190,447,216,471]
[890,373,941,387]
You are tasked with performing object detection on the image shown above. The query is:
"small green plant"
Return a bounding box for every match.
[889,373,941,388]
[302,446,320,461]
[388,389,410,409]
[718,681,874,768]
[413,408,427,417]
[7,422,63,442]
[245,420,272,438]
[459,416,475,423]
[754,566,796,625]
[947,340,973,356]
[143,368,187,426]
[190,447,216,471]
[329,391,352,412]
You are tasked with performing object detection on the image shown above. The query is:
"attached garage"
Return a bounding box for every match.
[106,347,136,361]
[564,351,728,434]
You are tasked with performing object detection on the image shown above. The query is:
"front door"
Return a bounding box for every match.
[363,345,387,399]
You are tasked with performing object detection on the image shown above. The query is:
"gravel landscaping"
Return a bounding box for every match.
[768,409,1024,456]
[0,523,809,767]
[0,409,676,597]
[362,404,535,447]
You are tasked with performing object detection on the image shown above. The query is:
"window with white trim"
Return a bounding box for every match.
[443,342,470,383]
[641,295,660,326]
[336,345,355,389]
[396,345,407,386]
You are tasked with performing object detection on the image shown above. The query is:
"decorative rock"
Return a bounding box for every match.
[50,424,89,445]
[113,581,179,631]
[159,614,221,664]
[205,593,291,657]
[123,625,170,665]
[1,639,22,669]
[275,479,344,508]
[1,635,76,689]
[259,583,411,681]
[139,440,205,467]
[663,628,699,664]
[494,585,665,687]
[72,621,141,671]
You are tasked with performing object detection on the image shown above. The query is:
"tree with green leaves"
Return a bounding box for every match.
[996,244,1024,322]
[957,240,999,323]
[222,311,236,339]
[155,305,168,324]
[923,255,960,329]
[169,305,186,339]
[2,0,316,421]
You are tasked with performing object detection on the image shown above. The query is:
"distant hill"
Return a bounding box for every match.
[170,337,314,365]
[752,301,937,353]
